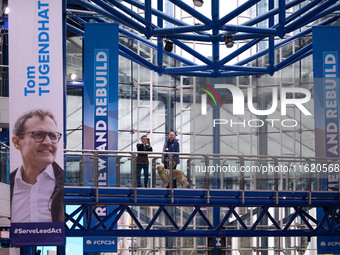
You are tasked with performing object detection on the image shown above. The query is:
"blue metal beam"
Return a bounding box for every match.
[219,38,262,66]
[64,187,340,207]
[168,0,212,26]
[119,44,159,72]
[72,13,199,69]
[274,43,313,71]
[211,0,219,74]
[278,0,285,27]
[284,0,323,26]
[220,65,268,73]
[118,28,197,66]
[65,205,340,237]
[122,0,209,35]
[145,0,152,38]
[66,0,340,77]
[316,2,340,20]
[66,23,84,36]
[145,206,164,231]
[65,229,340,237]
[90,0,146,33]
[163,65,211,74]
[219,0,261,26]
[69,0,144,33]
[242,0,305,26]
[153,24,209,36]
[64,188,340,237]
[284,0,338,33]
[157,0,163,69]
[161,33,211,42]
[236,16,338,66]
[173,39,213,66]
[221,24,278,36]
[105,0,156,31]
[268,0,275,73]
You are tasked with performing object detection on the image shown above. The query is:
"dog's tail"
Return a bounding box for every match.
[185,178,189,186]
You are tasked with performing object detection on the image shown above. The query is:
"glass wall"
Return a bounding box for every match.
[63,1,340,254]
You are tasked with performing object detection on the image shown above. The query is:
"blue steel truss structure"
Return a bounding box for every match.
[62,0,340,242]
[66,0,340,77]
[65,187,340,237]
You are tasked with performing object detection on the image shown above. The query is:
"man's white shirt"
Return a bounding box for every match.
[12,164,55,222]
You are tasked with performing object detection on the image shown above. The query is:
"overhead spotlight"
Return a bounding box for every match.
[164,40,174,52]
[193,0,204,7]
[224,34,234,48]
[69,73,77,81]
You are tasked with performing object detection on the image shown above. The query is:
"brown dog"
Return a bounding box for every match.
[157,165,189,188]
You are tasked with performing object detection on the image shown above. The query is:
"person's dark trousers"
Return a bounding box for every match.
[137,164,149,187]
[164,160,177,170]
[164,161,177,188]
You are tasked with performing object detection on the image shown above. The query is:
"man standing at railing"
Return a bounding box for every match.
[136,135,153,187]
[162,131,180,188]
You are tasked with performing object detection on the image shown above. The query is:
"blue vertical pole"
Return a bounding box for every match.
[212,78,221,255]
[57,246,66,255]
[20,246,35,255]
[268,0,275,73]
[145,0,152,38]
[278,0,286,26]
[211,0,219,71]
[212,1,221,255]
[157,0,163,71]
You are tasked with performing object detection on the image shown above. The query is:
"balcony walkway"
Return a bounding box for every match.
[65,187,340,238]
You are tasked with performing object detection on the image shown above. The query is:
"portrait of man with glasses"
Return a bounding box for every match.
[10,109,64,223]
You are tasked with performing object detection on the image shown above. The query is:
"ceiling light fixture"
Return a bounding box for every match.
[4,7,9,15]
[224,34,234,48]
[69,73,77,81]
[193,0,204,7]
[164,40,174,53]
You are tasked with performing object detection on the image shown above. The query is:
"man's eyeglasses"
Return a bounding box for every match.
[21,131,62,144]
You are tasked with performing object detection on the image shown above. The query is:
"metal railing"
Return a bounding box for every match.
[2,146,339,192]
[64,149,340,192]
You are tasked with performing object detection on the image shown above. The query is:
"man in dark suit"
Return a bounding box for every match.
[136,135,153,187]
[10,109,64,222]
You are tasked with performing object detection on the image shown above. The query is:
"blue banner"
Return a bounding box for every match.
[313,26,340,254]
[83,23,119,253]
[11,223,64,246]
[84,237,117,253]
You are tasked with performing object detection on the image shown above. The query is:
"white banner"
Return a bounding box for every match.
[9,0,63,170]
[8,0,64,245]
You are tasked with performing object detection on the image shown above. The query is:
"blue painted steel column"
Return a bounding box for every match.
[157,0,163,71]
[212,78,221,255]
[278,0,286,27]
[163,2,176,253]
[212,2,220,255]
[57,246,66,255]
[268,0,274,74]
[145,0,151,31]
[20,246,35,255]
